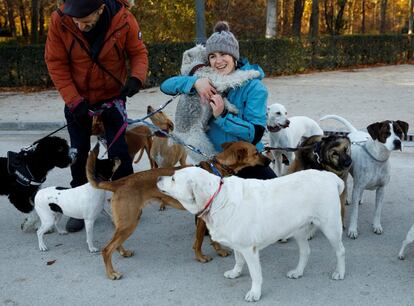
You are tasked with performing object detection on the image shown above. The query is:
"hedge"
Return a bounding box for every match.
[0,35,412,88]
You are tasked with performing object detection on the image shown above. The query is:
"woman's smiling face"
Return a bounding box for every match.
[208,52,236,75]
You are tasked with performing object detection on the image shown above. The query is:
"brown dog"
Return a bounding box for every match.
[288,135,352,224]
[147,105,188,168]
[92,116,156,168]
[86,141,270,280]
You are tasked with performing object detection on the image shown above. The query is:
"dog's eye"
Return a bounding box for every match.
[171,176,175,182]
[276,112,281,115]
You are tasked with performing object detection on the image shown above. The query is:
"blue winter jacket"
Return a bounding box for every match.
[160,59,267,152]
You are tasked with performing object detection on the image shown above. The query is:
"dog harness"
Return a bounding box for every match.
[7,151,46,186]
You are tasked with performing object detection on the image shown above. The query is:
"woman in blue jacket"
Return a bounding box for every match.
[161,21,276,179]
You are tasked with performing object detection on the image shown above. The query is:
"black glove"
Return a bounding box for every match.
[71,99,90,128]
[120,76,141,98]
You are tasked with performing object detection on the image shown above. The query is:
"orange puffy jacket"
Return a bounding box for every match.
[45,1,148,107]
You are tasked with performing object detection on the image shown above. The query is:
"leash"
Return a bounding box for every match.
[127,94,180,125]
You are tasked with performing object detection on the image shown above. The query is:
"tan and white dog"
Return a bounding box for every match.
[320,115,409,239]
[157,167,345,302]
[266,103,323,176]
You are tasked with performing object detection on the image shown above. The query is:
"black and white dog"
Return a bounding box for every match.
[0,136,74,214]
[35,143,119,253]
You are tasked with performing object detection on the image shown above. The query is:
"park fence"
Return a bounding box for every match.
[0,34,412,88]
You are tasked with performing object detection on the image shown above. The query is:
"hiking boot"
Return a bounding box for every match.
[66,217,84,232]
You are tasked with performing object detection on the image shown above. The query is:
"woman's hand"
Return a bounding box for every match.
[210,94,225,118]
[194,78,217,104]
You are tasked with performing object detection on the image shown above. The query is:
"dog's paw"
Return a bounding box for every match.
[216,248,231,257]
[58,230,68,235]
[244,289,261,302]
[119,249,134,257]
[286,269,303,279]
[373,224,383,235]
[107,271,123,280]
[347,229,359,239]
[89,246,100,253]
[331,270,345,280]
[398,253,405,260]
[196,253,212,263]
[224,269,242,279]
[38,243,48,252]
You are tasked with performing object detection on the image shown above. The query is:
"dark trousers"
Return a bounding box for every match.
[64,105,132,188]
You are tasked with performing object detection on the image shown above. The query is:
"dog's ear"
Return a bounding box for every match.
[367,122,381,140]
[221,142,234,151]
[236,147,248,162]
[395,120,409,137]
[168,121,174,132]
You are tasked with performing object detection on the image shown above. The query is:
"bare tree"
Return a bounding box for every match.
[309,0,319,39]
[380,0,388,33]
[292,0,305,37]
[266,0,277,38]
[281,0,290,35]
[324,0,347,35]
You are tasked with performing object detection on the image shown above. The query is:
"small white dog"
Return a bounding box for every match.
[157,167,345,302]
[266,103,323,176]
[34,144,120,253]
[320,115,409,239]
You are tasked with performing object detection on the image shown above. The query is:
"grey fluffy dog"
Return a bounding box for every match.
[174,45,260,163]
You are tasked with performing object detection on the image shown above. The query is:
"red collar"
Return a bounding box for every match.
[198,179,224,217]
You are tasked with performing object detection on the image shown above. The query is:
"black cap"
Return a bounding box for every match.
[63,0,104,18]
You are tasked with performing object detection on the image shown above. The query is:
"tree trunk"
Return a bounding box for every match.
[266,0,277,38]
[380,0,388,33]
[309,0,319,39]
[409,0,414,35]
[324,0,334,35]
[334,0,347,35]
[348,0,354,34]
[31,0,39,43]
[292,0,305,37]
[282,0,290,35]
[39,0,45,38]
[361,0,366,33]
[18,0,28,36]
[5,0,17,37]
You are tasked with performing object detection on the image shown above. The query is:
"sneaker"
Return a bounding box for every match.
[66,217,84,232]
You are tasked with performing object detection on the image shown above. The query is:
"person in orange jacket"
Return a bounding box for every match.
[45,0,148,232]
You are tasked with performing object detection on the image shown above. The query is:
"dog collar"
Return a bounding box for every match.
[7,151,46,186]
[198,178,224,218]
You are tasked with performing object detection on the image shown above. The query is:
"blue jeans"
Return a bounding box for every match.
[64,104,132,188]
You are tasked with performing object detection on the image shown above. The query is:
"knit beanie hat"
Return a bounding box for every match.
[206,21,239,60]
[63,0,104,18]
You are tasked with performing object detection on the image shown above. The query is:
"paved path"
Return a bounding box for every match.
[0,65,413,305]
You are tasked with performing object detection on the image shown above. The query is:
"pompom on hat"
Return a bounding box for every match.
[63,0,104,18]
[205,21,239,60]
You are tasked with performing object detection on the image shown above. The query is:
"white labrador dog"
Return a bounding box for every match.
[157,167,345,302]
[398,224,414,260]
[320,115,409,239]
[266,103,323,176]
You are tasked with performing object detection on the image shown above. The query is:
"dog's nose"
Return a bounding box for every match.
[147,105,152,114]
[263,155,271,167]
[394,140,402,151]
[343,156,352,168]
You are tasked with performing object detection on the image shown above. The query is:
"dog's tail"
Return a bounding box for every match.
[133,148,145,164]
[86,143,118,192]
[320,115,358,133]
